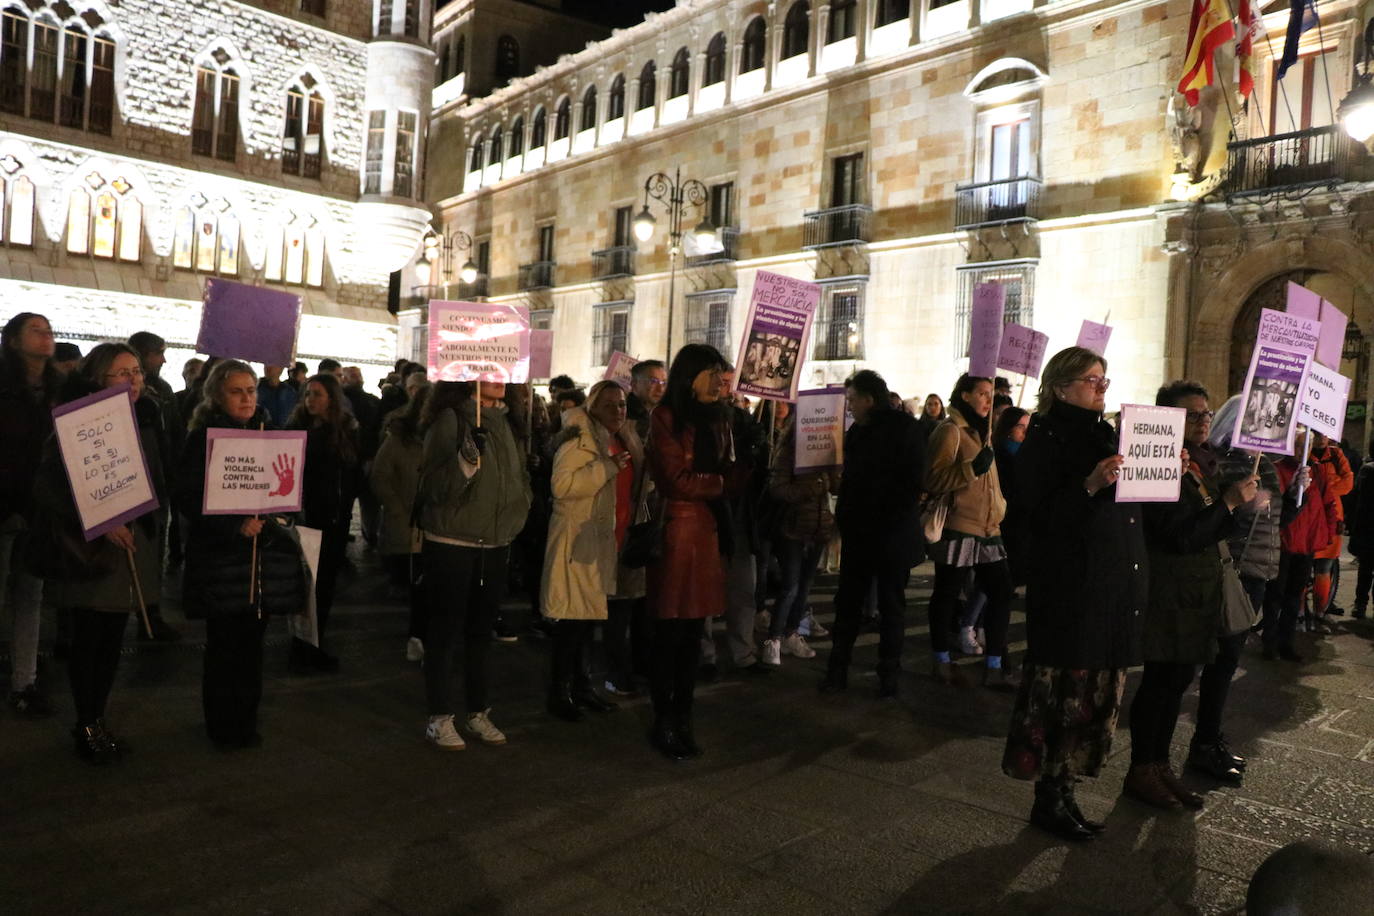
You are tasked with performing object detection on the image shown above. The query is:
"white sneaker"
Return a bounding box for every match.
[783,633,816,659]
[806,614,830,639]
[762,638,782,666]
[426,715,465,751]
[406,637,425,663]
[464,709,507,745]
[959,626,984,656]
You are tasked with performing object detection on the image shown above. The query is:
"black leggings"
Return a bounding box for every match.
[651,618,704,719]
[602,598,634,688]
[1195,631,1247,745]
[1129,661,1197,765]
[67,609,128,725]
[423,541,507,716]
[386,553,426,640]
[928,559,1013,658]
[203,614,269,743]
[314,525,348,642]
[550,618,593,689]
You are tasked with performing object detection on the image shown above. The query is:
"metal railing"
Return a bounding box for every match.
[518,260,556,290]
[954,176,1042,229]
[592,246,636,279]
[687,227,740,265]
[1223,125,1367,198]
[802,205,872,248]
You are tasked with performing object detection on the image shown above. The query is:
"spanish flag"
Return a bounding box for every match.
[1236,0,1265,99]
[1178,0,1236,106]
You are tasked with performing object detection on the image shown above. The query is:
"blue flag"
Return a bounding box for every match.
[1277,0,1320,80]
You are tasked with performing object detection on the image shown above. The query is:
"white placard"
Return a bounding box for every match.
[1115,404,1186,503]
[52,384,159,541]
[202,429,308,516]
[793,388,847,470]
[1296,362,1351,442]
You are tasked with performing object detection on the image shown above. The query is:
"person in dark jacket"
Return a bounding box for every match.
[126,331,182,641]
[342,366,383,546]
[1001,347,1147,842]
[0,312,60,719]
[256,365,299,428]
[626,359,666,443]
[1349,446,1374,619]
[992,406,1030,582]
[177,360,305,749]
[371,385,430,662]
[1125,381,1256,811]
[821,369,925,698]
[286,373,361,673]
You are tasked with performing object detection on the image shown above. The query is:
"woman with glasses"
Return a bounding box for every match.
[1001,347,1147,841]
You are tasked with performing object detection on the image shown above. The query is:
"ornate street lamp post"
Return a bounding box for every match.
[415,225,479,295]
[632,167,716,358]
[1339,19,1374,143]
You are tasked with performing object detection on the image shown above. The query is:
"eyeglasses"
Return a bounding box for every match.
[104,368,145,382]
[1071,376,1111,390]
[1186,410,1214,423]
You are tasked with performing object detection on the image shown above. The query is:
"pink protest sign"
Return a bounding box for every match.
[736,270,821,403]
[428,301,531,383]
[1316,300,1348,370]
[201,428,308,516]
[197,278,302,367]
[967,282,1005,378]
[1286,281,1322,319]
[1257,308,1320,357]
[1076,320,1112,355]
[529,330,554,379]
[603,351,638,390]
[996,323,1049,379]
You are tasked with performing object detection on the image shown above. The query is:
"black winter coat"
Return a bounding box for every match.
[1016,400,1147,669]
[1349,463,1374,558]
[0,360,59,523]
[292,421,361,532]
[835,406,925,552]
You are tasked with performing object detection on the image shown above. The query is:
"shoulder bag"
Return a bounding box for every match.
[1218,511,1262,636]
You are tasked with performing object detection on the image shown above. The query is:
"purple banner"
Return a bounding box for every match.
[197,278,302,367]
[1286,281,1322,319]
[967,282,1005,378]
[1076,319,1112,355]
[52,384,160,541]
[997,323,1049,379]
[603,351,638,390]
[1234,345,1310,455]
[1317,300,1348,370]
[529,329,554,379]
[736,270,821,403]
[1257,307,1320,357]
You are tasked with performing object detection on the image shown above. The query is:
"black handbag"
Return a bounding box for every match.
[621,496,663,569]
[21,511,120,582]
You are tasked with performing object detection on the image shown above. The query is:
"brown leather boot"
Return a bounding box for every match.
[1155,762,1205,809]
[1123,762,1182,809]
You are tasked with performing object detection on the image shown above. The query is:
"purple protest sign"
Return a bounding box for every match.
[202,428,308,515]
[736,270,821,403]
[1076,320,1112,355]
[1316,300,1348,370]
[1233,344,1311,456]
[529,329,554,379]
[52,384,160,541]
[1286,281,1322,319]
[197,278,303,367]
[429,301,531,383]
[996,323,1049,379]
[967,282,1005,378]
[1257,308,1320,358]
[603,351,639,390]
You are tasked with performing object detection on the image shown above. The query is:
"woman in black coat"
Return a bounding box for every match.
[177,360,304,749]
[285,373,360,673]
[1001,347,1147,841]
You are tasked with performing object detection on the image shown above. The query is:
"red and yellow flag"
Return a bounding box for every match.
[1178,0,1237,105]
[1236,0,1266,99]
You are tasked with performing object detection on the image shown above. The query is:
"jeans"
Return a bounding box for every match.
[928,559,1012,659]
[1263,552,1311,651]
[67,609,128,725]
[0,515,43,691]
[203,615,269,743]
[770,537,825,641]
[1129,661,1197,764]
[829,533,909,679]
[702,530,757,667]
[422,541,508,716]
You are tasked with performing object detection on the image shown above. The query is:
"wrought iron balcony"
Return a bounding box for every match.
[954,177,1042,229]
[518,260,556,290]
[687,227,740,265]
[592,246,636,279]
[1222,125,1368,199]
[802,205,871,248]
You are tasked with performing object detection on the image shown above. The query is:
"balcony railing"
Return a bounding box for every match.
[954,176,1042,229]
[457,277,489,300]
[592,246,636,279]
[1223,125,1368,198]
[518,260,556,290]
[686,227,740,265]
[802,205,871,248]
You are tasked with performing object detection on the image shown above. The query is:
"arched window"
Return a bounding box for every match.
[172,200,241,275]
[782,1,809,59]
[0,6,114,134]
[282,74,325,178]
[66,172,141,261]
[487,126,502,165]
[636,61,655,111]
[192,50,240,162]
[704,32,726,86]
[669,47,689,99]
[468,140,483,172]
[530,107,546,147]
[875,0,909,27]
[581,84,597,131]
[454,34,465,74]
[608,74,625,120]
[554,96,570,139]
[828,0,857,42]
[495,34,518,84]
[263,216,325,287]
[740,17,766,73]
[437,43,449,85]
[0,171,36,247]
[510,115,524,156]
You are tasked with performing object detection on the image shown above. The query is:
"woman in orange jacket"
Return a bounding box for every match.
[1310,432,1353,629]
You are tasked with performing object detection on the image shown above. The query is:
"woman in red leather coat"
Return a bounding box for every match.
[646,343,740,761]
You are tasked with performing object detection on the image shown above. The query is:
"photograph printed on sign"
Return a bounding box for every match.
[735,270,820,403]
[1234,344,1310,455]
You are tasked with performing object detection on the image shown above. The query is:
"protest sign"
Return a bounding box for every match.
[428,301,531,383]
[1296,362,1351,442]
[1115,404,1186,503]
[1286,281,1322,319]
[202,429,308,516]
[996,323,1049,379]
[794,388,847,471]
[603,351,639,390]
[967,283,1005,379]
[196,278,302,367]
[1316,300,1348,370]
[736,271,821,403]
[529,329,554,379]
[1234,345,1311,455]
[1076,320,1112,355]
[52,384,160,540]
[1257,308,1320,357]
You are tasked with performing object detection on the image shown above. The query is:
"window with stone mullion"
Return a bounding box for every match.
[828,0,857,43]
[395,111,417,198]
[0,9,27,115]
[364,110,386,193]
[874,0,909,27]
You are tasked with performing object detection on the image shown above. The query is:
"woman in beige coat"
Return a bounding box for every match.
[542,380,647,721]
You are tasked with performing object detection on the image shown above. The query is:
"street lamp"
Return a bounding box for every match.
[416,226,479,290]
[635,167,713,357]
[1339,19,1374,143]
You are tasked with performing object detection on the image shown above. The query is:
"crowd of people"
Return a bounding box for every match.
[1,310,1366,841]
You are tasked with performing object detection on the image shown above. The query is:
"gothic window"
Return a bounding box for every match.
[395,111,416,196]
[376,0,391,35]
[828,0,857,43]
[494,34,518,84]
[487,124,502,165]
[264,218,325,287]
[468,138,483,173]
[66,173,142,262]
[782,2,809,60]
[704,33,726,86]
[741,18,766,73]
[0,168,36,247]
[454,34,465,75]
[364,110,386,193]
[0,5,113,133]
[636,61,655,111]
[530,107,546,147]
[669,48,689,99]
[608,74,624,120]
[554,97,570,140]
[173,200,240,275]
[580,84,597,131]
[192,51,239,161]
[875,0,909,27]
[510,116,524,157]
[282,75,325,178]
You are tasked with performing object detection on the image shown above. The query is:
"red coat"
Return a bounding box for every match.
[646,406,733,621]
[1276,458,1336,556]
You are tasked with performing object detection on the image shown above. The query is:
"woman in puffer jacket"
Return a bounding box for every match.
[1264,434,1334,664]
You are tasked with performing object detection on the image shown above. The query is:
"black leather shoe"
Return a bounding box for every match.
[649,717,691,761]
[73,724,115,765]
[818,668,848,694]
[93,719,129,758]
[547,690,583,722]
[1030,786,1095,841]
[571,687,618,713]
[1188,742,1243,784]
[877,674,899,699]
[1215,734,1246,771]
[1059,783,1106,833]
[1278,647,1304,662]
[676,718,704,758]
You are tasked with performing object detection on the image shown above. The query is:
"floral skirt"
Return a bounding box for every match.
[1002,664,1128,783]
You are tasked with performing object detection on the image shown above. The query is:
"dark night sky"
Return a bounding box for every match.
[560,0,676,28]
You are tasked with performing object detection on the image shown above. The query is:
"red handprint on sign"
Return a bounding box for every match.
[268,453,296,497]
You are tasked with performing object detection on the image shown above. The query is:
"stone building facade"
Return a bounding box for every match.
[0,0,434,381]
[413,0,1371,429]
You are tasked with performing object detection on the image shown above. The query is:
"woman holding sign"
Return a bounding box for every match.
[177,360,306,750]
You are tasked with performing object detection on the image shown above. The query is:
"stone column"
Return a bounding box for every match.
[856,0,870,62]
[812,3,829,77]
[910,0,922,45]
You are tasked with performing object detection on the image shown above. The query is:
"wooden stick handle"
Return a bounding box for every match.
[126,546,152,639]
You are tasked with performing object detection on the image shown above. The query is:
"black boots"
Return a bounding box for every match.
[547,685,582,722]
[1187,739,1244,784]
[649,713,691,761]
[72,722,117,765]
[1030,779,1096,841]
[548,622,585,722]
[1058,781,1105,834]
[818,666,848,694]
